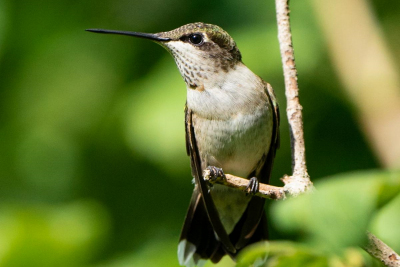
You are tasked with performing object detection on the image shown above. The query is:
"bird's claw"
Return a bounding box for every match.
[246,177,260,195]
[206,166,226,182]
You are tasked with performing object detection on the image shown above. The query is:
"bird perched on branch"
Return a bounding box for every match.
[87,22,279,266]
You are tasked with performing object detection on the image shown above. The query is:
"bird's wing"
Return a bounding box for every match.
[184,104,236,254]
[265,82,280,153]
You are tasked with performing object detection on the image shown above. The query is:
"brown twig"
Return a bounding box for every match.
[274,0,313,195]
[364,232,400,267]
[204,170,287,200]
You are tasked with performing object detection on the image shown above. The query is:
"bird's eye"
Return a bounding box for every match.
[188,34,203,45]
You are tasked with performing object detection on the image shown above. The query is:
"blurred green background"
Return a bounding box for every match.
[0,0,399,266]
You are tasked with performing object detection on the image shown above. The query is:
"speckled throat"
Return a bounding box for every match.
[158,23,243,89]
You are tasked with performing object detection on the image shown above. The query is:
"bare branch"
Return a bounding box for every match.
[364,232,400,267]
[275,0,313,194]
[204,170,287,200]
[203,170,314,200]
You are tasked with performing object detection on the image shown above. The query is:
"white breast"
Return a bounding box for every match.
[187,63,268,119]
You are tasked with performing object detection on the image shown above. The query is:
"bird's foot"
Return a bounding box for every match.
[206,166,226,183]
[245,177,260,195]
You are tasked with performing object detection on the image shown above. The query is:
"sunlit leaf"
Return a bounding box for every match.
[271,170,400,252]
[370,192,400,253]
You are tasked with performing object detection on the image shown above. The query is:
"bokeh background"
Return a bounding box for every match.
[0,0,399,266]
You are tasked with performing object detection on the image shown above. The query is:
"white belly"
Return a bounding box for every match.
[193,106,272,176]
[192,106,272,233]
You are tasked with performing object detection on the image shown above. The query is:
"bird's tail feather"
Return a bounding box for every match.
[178,188,268,266]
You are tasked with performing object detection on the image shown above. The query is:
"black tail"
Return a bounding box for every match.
[178,188,268,266]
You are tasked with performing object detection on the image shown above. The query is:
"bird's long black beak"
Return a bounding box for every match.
[86,29,171,42]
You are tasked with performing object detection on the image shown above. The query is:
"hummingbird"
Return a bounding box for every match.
[87,22,280,266]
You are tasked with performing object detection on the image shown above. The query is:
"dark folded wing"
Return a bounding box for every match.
[184,104,236,253]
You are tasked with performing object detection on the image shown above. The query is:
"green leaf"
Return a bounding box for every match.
[237,241,329,267]
[271,170,400,252]
[237,241,270,267]
[370,192,400,253]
